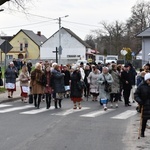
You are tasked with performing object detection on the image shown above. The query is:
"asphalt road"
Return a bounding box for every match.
[0,98,138,150]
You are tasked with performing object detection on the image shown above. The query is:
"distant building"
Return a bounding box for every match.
[137,27,150,65]
[40,27,91,64]
[1,29,47,62]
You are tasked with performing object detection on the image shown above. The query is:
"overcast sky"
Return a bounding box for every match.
[0,0,147,39]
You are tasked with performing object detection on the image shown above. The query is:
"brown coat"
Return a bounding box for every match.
[30,69,44,94]
[19,72,30,87]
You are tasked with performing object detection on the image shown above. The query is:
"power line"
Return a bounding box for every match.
[0,20,56,30]
[5,8,100,28]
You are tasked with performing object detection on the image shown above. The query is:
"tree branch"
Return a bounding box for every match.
[0,0,10,6]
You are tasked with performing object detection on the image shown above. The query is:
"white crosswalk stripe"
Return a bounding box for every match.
[20,106,55,114]
[51,107,90,116]
[80,109,115,118]
[0,103,138,119]
[0,104,12,108]
[111,110,137,120]
[0,105,33,113]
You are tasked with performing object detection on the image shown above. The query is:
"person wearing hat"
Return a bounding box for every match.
[5,62,18,98]
[134,73,150,137]
[121,64,132,106]
[70,65,83,109]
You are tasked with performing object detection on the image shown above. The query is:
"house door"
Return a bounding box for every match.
[18,54,24,59]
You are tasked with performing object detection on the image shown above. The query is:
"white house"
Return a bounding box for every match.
[40,27,91,64]
[137,27,150,65]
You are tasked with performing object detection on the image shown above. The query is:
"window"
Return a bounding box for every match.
[20,43,23,51]
[25,43,28,48]
[6,55,13,60]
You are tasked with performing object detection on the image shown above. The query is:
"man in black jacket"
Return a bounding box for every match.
[121,64,132,106]
[134,73,150,137]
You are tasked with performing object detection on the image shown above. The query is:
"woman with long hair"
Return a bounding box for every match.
[44,66,52,109]
[19,65,30,103]
[30,63,44,109]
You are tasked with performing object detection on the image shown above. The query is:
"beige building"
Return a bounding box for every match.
[1,29,47,62]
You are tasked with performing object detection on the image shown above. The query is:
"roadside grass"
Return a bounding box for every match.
[0,87,6,93]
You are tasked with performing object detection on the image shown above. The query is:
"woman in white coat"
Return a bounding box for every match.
[87,66,100,101]
[97,67,114,110]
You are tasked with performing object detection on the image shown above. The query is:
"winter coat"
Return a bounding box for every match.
[129,67,137,85]
[84,69,90,85]
[43,71,52,94]
[87,71,100,94]
[110,70,120,93]
[61,70,70,86]
[5,66,18,83]
[70,70,82,98]
[121,70,132,90]
[134,81,150,119]
[97,73,114,100]
[51,69,65,93]
[19,71,30,87]
[30,69,44,94]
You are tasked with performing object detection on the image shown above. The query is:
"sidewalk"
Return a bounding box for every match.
[0,81,21,103]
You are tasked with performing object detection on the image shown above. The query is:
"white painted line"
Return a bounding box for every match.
[0,104,12,108]
[81,109,115,118]
[111,110,137,120]
[51,107,90,116]
[20,106,55,114]
[0,105,33,113]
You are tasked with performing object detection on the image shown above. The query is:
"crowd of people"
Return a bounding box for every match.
[1,59,150,137]
[2,59,149,110]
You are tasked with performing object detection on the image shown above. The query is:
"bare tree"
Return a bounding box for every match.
[0,0,31,9]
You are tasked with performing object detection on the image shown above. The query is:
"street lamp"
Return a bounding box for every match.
[58,15,69,64]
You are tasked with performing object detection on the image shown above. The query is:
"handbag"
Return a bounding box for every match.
[77,80,86,90]
[0,79,3,86]
[29,94,33,104]
[103,75,112,93]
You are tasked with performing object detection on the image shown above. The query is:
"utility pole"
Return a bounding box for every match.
[58,15,69,64]
[58,17,62,65]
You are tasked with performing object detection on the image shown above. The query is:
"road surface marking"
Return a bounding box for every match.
[0,104,12,108]
[111,110,137,119]
[0,105,33,113]
[80,109,115,117]
[20,106,55,114]
[51,107,90,116]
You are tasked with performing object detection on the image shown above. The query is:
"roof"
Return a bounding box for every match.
[12,29,47,46]
[63,27,91,48]
[43,27,91,48]
[137,27,150,37]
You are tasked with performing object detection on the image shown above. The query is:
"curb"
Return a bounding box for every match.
[0,97,21,104]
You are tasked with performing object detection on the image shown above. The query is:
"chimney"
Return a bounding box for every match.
[37,31,41,36]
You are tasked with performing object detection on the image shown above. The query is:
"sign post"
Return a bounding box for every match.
[52,47,59,63]
[120,50,128,64]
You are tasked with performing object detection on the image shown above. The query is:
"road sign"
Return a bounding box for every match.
[0,40,13,54]
[120,50,127,56]
[131,52,135,56]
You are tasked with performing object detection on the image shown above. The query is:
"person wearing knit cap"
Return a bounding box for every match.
[134,73,150,137]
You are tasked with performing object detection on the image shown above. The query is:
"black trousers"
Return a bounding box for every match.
[141,119,147,134]
[45,93,51,108]
[110,93,119,102]
[123,88,131,105]
[34,94,42,107]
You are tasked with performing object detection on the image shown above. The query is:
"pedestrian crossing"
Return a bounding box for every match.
[0,104,137,120]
